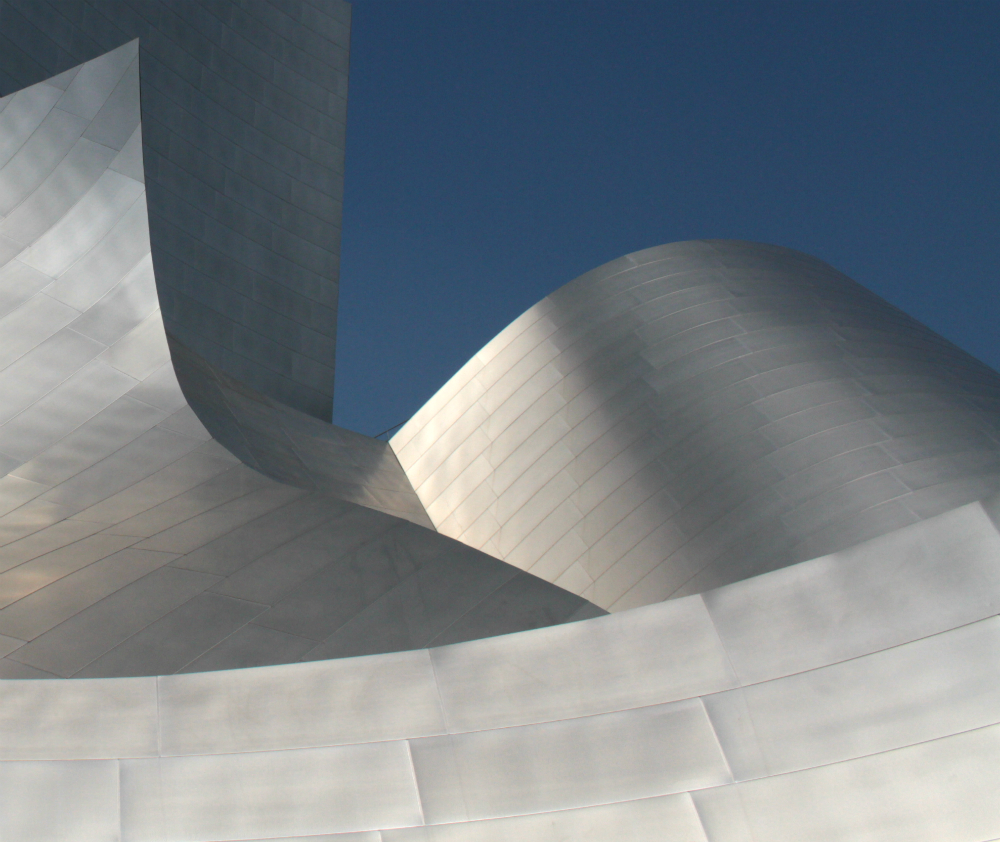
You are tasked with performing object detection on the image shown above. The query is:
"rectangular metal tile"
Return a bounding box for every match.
[410,699,731,823]
[431,595,734,732]
[0,139,117,247]
[175,623,317,673]
[159,647,443,755]
[705,614,1000,779]
[0,531,137,608]
[120,741,421,841]
[731,723,1000,842]
[18,169,145,278]
[0,546,177,640]
[382,792,708,841]
[0,675,156,760]
[7,566,221,678]
[0,758,120,842]
[74,591,266,678]
[0,84,62,169]
[705,502,1000,683]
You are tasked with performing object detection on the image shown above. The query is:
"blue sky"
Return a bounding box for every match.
[333,0,1000,435]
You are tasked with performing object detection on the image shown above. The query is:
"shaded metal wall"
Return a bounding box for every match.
[0,0,350,419]
[393,240,1000,610]
[0,45,600,680]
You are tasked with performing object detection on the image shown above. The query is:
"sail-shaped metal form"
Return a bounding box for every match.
[393,240,1000,609]
[0,3,998,842]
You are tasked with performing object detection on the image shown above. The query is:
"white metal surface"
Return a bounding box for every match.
[0,494,995,839]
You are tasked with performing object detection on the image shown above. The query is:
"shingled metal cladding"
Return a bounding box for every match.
[0,42,598,680]
[0,4,999,842]
[393,240,1000,609]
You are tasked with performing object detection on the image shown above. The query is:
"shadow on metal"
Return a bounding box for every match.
[0,41,601,682]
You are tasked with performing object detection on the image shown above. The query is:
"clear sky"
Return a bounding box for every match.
[333,0,1000,435]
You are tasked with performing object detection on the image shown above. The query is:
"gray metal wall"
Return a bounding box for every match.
[0,0,350,419]
[393,240,1000,610]
[3,491,999,840]
[0,43,600,680]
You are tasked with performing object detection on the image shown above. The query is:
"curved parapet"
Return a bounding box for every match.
[2,491,999,840]
[0,45,600,679]
[0,0,351,418]
[392,240,1000,610]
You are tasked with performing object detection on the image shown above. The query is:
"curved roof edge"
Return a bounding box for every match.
[393,239,1000,609]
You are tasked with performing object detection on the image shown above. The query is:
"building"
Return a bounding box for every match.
[0,2,998,840]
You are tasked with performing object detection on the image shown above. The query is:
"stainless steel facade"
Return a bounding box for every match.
[0,0,350,419]
[3,494,1000,840]
[393,240,1000,609]
[0,38,598,681]
[1,4,999,841]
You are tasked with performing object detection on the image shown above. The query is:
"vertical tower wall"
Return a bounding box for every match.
[0,0,350,419]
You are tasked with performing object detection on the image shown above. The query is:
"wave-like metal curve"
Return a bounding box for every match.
[393,240,1000,610]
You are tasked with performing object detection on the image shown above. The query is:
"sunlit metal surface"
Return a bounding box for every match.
[0,40,598,681]
[0,3,998,841]
[393,240,1000,609]
[0,494,998,839]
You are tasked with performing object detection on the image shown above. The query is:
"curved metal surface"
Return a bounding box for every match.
[1,493,998,840]
[392,239,1000,610]
[1,5,998,842]
[0,43,599,680]
[0,0,351,419]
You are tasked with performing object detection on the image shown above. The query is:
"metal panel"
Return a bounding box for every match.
[74,591,267,678]
[49,202,152,313]
[54,39,137,121]
[0,108,88,216]
[7,566,222,677]
[707,614,1000,778]
[410,699,731,823]
[0,139,117,247]
[728,723,1000,842]
[0,84,62,169]
[0,532,138,608]
[431,595,735,732]
[0,675,156,760]
[0,547,175,640]
[19,169,144,277]
[0,360,137,463]
[705,502,1000,683]
[158,649,443,756]
[381,793,708,842]
[0,758,120,842]
[120,741,422,841]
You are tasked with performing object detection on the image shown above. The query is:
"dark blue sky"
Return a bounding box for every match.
[333,0,1000,435]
